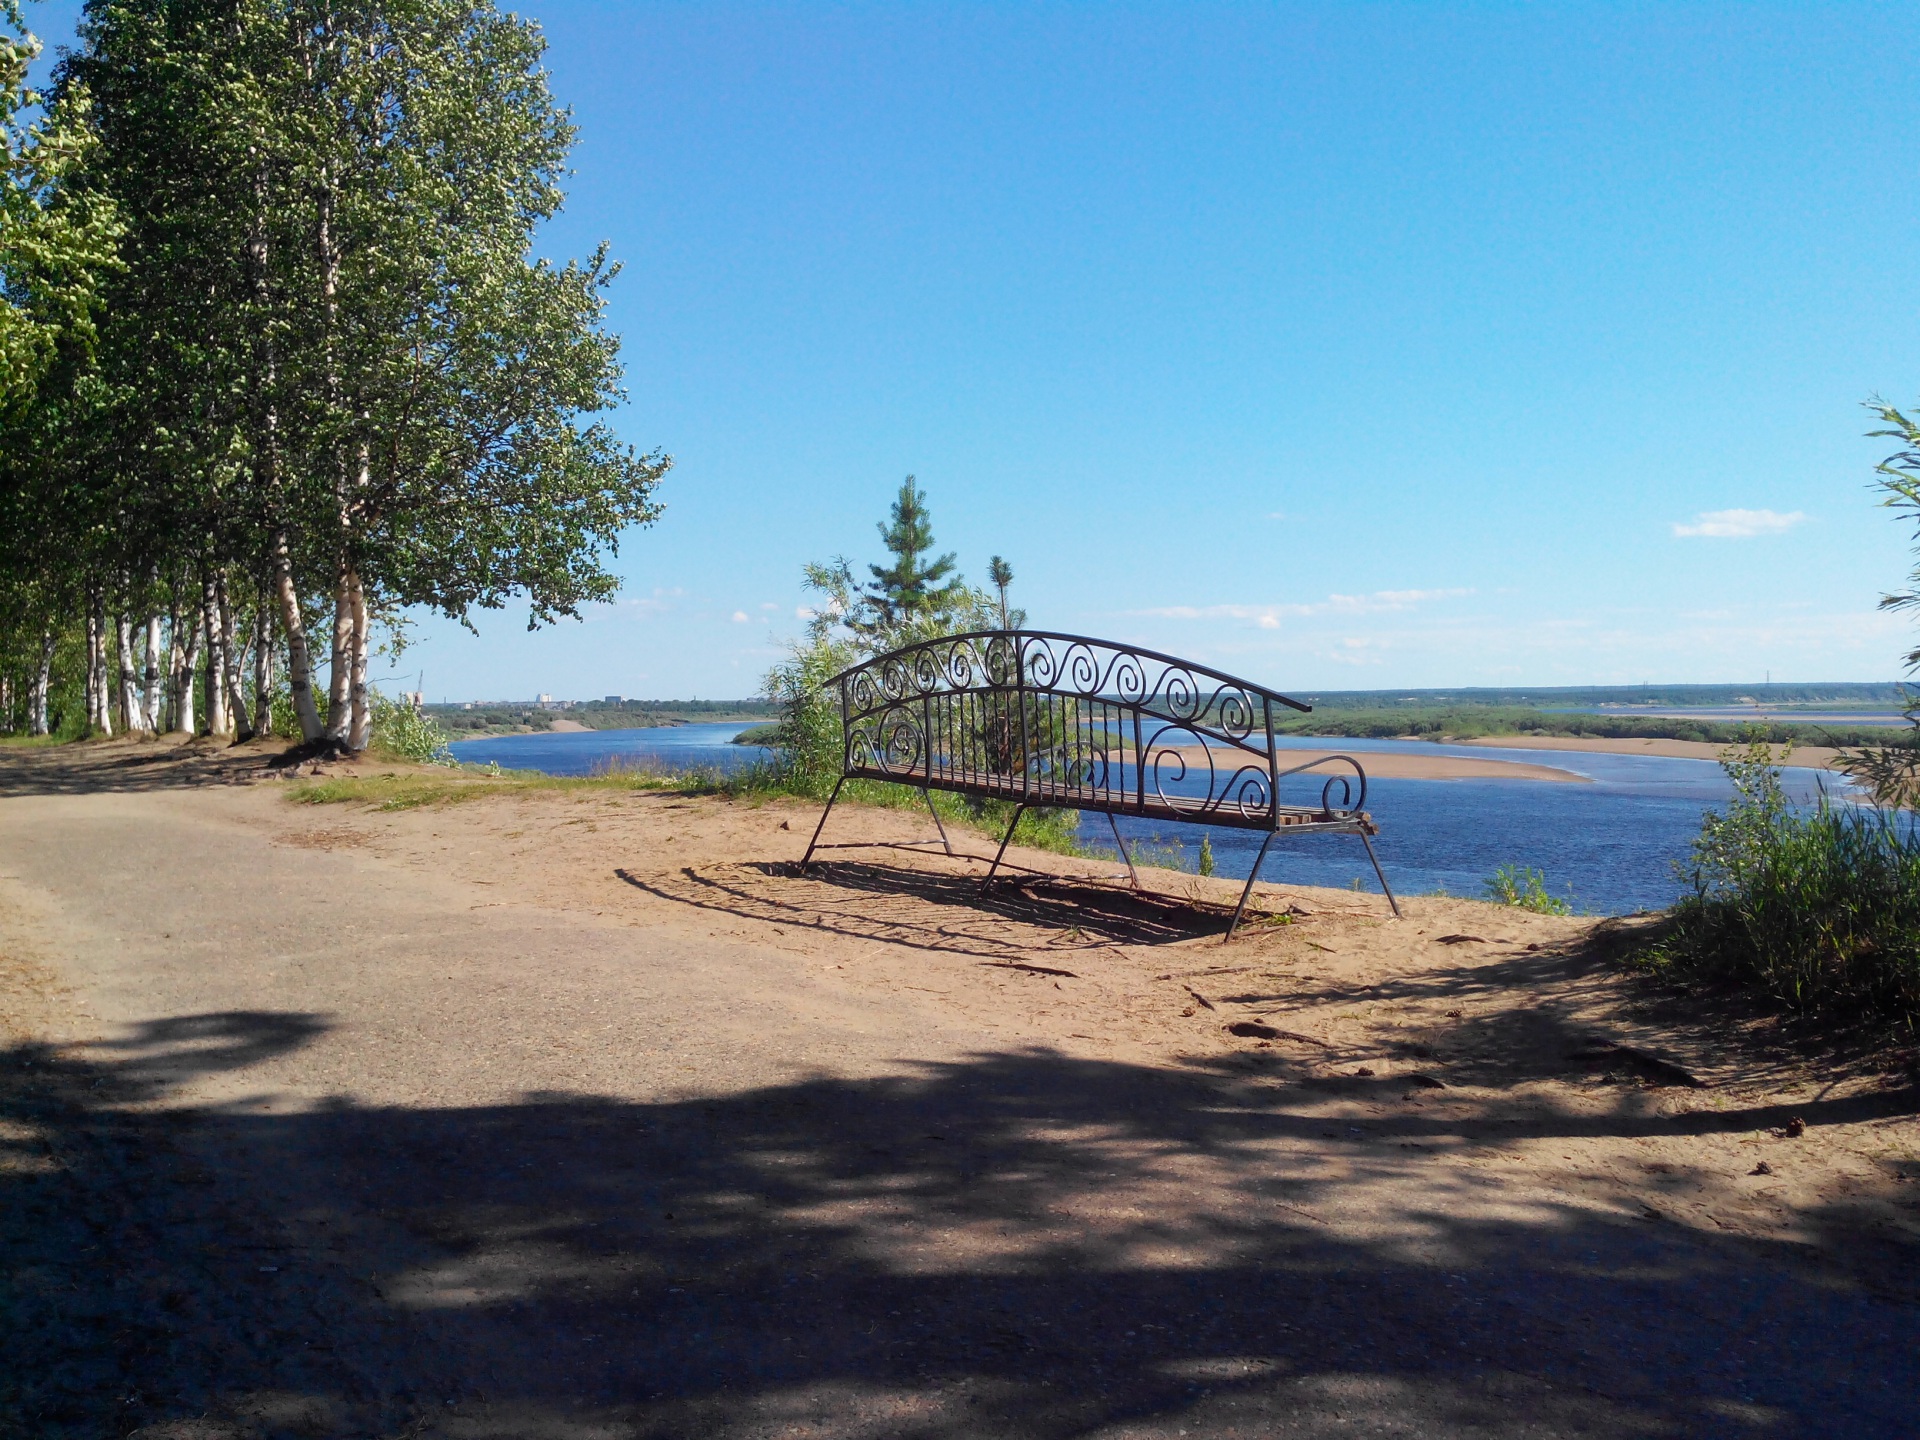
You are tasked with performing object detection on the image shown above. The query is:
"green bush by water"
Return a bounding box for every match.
[1634,742,1920,1030]
[369,694,454,765]
[1485,863,1572,915]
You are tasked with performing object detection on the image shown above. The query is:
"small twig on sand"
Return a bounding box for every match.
[1225,1020,1329,1046]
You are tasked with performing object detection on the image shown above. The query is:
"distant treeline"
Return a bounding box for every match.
[1290,683,1905,710]
[1276,706,1894,747]
[429,698,776,736]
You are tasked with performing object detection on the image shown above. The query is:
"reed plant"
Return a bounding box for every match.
[1634,741,1920,1030]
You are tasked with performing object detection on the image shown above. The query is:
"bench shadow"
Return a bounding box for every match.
[615,859,1224,956]
[5,1011,1918,1439]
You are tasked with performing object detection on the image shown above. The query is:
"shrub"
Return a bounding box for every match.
[1485,863,1572,915]
[763,630,860,799]
[369,692,453,764]
[1634,741,1920,1029]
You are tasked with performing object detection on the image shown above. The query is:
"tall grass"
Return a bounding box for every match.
[1634,741,1920,1030]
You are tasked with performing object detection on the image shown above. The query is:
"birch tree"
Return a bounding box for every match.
[66,0,666,753]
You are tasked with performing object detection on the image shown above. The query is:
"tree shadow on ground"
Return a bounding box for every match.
[5,1012,1917,1440]
[0,740,298,798]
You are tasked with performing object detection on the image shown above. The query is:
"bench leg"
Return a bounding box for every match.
[798,776,847,872]
[920,787,955,856]
[1225,830,1280,942]
[1105,811,1140,889]
[982,804,1026,887]
[1359,831,1403,918]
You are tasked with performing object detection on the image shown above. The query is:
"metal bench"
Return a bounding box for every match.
[798,630,1399,937]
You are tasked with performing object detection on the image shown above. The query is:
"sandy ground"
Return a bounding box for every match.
[1459,734,1849,771]
[0,738,1916,1439]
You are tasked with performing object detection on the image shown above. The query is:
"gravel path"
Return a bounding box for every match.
[0,747,1915,1439]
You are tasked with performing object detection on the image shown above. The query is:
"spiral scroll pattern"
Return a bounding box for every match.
[826,629,1368,835]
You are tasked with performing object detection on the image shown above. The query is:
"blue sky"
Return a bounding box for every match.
[35,2,1920,699]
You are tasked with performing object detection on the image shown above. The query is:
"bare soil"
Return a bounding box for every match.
[0,738,1915,1439]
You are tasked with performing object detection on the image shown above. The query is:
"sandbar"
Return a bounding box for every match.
[1162,744,1586,783]
[1457,734,1849,771]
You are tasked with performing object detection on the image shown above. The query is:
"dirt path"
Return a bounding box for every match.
[1,742,1916,1439]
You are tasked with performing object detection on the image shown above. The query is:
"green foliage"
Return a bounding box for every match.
[985,554,1025,631]
[1633,741,1920,1029]
[858,476,972,636]
[367,693,452,764]
[763,627,859,799]
[0,8,121,415]
[1197,834,1214,877]
[1485,863,1572,915]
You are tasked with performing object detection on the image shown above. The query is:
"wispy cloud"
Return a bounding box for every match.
[621,586,685,619]
[1136,588,1473,626]
[730,610,751,623]
[1672,508,1806,539]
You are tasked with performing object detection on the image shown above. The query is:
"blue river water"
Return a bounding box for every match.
[450,725,1852,916]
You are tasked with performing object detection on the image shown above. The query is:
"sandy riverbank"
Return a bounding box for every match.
[0,739,1913,1436]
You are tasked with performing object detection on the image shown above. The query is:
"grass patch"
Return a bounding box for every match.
[1630,741,1920,1032]
[285,756,1088,855]
[285,758,735,812]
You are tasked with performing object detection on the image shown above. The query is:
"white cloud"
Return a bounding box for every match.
[760,601,781,611]
[1136,588,1474,626]
[796,606,817,621]
[1671,508,1806,539]
[622,586,685,619]
[730,610,750,623]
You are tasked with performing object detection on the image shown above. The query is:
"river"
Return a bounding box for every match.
[449,725,1850,915]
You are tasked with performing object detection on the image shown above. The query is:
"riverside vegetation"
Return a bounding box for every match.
[1624,404,1920,1035]
[1634,741,1920,1032]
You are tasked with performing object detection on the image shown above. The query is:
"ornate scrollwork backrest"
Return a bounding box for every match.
[832,630,1307,752]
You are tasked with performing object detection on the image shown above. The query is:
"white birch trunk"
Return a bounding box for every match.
[347,572,372,750]
[116,614,145,735]
[171,604,200,737]
[325,567,356,743]
[251,605,274,739]
[202,576,230,738]
[86,590,112,738]
[143,612,163,732]
[83,601,99,734]
[271,536,325,743]
[30,629,53,736]
[217,574,253,740]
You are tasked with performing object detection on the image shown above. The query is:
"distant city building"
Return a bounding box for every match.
[537,693,552,703]
[604,695,625,704]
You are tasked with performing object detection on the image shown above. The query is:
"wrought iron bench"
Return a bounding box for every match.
[798,630,1400,937]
